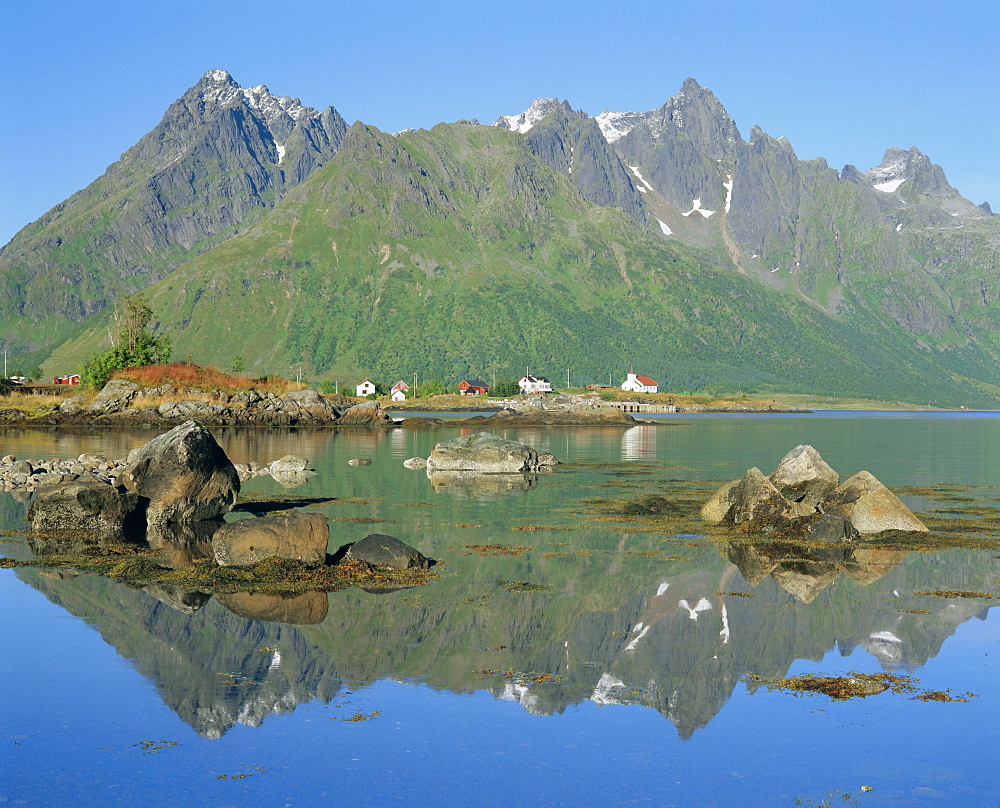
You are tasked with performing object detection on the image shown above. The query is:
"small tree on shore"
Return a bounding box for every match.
[81,295,172,388]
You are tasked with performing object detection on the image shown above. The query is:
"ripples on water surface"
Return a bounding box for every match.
[1,413,998,806]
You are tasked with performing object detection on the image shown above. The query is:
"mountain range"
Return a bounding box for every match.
[2,70,997,405]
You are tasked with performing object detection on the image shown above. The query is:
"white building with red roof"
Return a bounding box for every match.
[390,380,409,402]
[621,369,658,394]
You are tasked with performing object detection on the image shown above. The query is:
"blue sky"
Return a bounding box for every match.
[1,0,997,244]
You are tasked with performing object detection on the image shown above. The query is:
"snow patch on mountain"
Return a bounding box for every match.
[873,178,907,193]
[243,84,312,122]
[595,109,643,143]
[492,98,562,133]
[656,218,672,235]
[682,198,716,218]
[627,165,654,193]
[723,174,734,212]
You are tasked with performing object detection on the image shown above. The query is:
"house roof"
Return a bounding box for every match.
[459,379,489,388]
[391,380,409,390]
[519,375,550,383]
[635,376,658,386]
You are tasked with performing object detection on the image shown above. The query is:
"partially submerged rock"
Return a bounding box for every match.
[824,471,929,533]
[28,479,139,539]
[119,420,239,525]
[702,445,927,535]
[768,444,839,510]
[345,533,431,570]
[701,468,808,526]
[338,400,394,426]
[212,511,329,566]
[426,432,551,473]
[269,455,310,474]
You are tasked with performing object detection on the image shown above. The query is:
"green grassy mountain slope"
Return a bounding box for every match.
[47,120,1000,406]
[0,70,346,365]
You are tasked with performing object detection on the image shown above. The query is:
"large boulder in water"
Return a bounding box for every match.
[118,420,239,525]
[28,479,139,538]
[768,445,840,510]
[822,471,928,533]
[426,432,546,473]
[212,511,329,566]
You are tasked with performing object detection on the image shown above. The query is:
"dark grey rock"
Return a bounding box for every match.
[346,534,431,570]
[807,513,860,543]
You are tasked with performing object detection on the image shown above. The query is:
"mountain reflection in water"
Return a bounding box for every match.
[14,535,995,740]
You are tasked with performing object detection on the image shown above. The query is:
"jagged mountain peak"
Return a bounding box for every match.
[188,70,319,126]
[645,79,739,141]
[493,98,573,133]
[866,146,920,184]
[864,145,973,206]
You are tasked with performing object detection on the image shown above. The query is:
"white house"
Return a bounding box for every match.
[621,369,658,394]
[391,380,409,402]
[356,379,377,397]
[518,375,552,394]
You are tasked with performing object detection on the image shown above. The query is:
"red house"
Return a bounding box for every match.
[458,379,490,396]
[53,374,81,385]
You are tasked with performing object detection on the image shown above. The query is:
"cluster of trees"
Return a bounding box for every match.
[81,296,172,388]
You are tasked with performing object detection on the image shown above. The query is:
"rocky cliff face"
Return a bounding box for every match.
[0,70,346,353]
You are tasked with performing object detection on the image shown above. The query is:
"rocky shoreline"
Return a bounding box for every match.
[0,380,394,428]
[0,380,813,430]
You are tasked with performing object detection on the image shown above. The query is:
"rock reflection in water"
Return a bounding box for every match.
[721,540,909,603]
[426,470,538,500]
[216,590,329,624]
[146,519,221,567]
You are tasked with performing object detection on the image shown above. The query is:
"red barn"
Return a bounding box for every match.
[458,379,490,396]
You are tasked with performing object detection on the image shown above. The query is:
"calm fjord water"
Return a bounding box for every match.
[1,413,998,806]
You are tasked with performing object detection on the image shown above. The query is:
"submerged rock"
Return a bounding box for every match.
[426,469,538,500]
